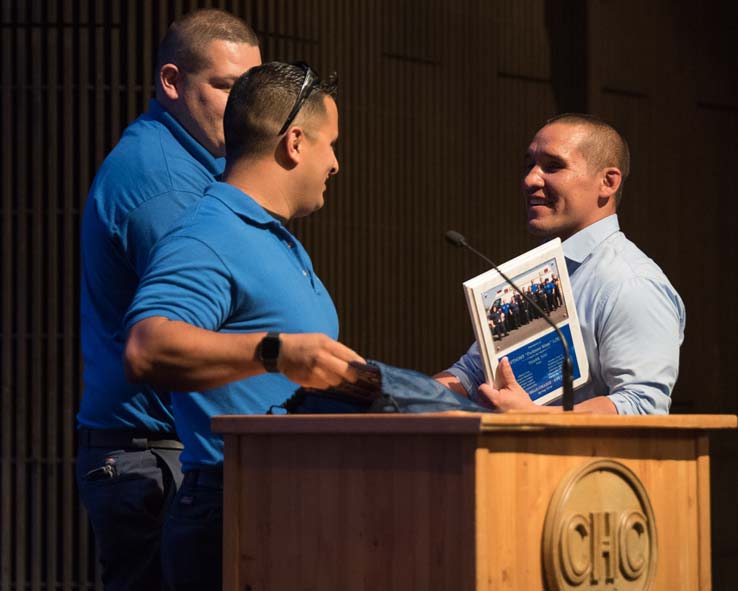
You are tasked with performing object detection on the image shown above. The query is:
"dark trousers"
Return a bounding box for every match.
[162,469,224,591]
[76,434,183,591]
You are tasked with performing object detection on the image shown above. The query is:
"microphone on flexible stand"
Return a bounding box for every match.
[444,230,575,411]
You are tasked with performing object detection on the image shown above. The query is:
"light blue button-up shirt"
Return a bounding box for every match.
[447,215,686,414]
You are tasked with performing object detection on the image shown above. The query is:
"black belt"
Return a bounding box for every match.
[183,468,223,488]
[79,428,183,451]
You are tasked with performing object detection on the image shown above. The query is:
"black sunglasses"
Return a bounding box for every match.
[277,62,319,136]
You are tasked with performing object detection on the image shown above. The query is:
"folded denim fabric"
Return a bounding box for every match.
[275,359,494,414]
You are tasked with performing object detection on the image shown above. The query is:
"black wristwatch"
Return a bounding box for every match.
[257,332,281,373]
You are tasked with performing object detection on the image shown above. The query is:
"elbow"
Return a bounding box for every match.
[124,324,155,384]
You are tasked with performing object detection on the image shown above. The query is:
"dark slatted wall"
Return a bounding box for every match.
[1,1,736,590]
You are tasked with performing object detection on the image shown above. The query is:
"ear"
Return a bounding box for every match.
[282,126,306,165]
[600,167,622,200]
[159,64,181,101]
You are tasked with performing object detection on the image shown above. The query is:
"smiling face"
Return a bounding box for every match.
[166,39,262,157]
[292,96,340,218]
[522,122,617,241]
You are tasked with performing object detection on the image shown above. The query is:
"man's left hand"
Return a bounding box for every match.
[478,357,537,411]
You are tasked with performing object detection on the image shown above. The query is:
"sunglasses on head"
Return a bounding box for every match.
[277,61,319,136]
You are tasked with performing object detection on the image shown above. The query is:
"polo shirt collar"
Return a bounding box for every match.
[563,214,620,265]
[205,182,286,228]
[147,98,225,177]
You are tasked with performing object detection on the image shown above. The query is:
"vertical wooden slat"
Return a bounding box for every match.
[109,0,121,141]
[1,2,15,591]
[174,1,184,32]
[91,7,103,588]
[142,0,153,111]
[76,0,93,588]
[125,0,137,123]
[14,3,30,590]
[94,0,106,167]
[44,2,60,588]
[29,3,45,588]
[61,6,76,591]
[158,0,170,68]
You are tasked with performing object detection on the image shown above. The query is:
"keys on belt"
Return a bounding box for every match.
[83,457,118,481]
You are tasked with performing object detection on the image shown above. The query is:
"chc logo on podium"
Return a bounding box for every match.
[542,460,657,591]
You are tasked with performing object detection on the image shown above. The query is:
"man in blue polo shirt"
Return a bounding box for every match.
[76,9,261,591]
[436,114,685,414]
[124,62,363,591]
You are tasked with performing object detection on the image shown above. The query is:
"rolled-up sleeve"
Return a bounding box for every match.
[596,276,685,415]
[445,342,487,401]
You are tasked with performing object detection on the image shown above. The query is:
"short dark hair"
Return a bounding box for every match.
[224,62,338,162]
[544,113,630,206]
[157,9,259,75]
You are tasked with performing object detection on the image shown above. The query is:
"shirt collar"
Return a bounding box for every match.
[563,214,620,265]
[147,98,226,177]
[205,181,287,229]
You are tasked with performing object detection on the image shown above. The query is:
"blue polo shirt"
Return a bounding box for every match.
[125,182,339,470]
[78,99,224,433]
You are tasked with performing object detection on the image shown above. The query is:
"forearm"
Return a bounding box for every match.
[538,395,616,414]
[125,316,365,392]
[572,395,617,414]
[124,316,264,390]
[535,395,617,414]
[433,371,469,398]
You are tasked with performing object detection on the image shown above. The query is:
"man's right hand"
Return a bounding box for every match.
[279,333,365,389]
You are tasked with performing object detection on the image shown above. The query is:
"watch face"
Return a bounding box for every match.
[259,333,281,372]
[261,335,280,360]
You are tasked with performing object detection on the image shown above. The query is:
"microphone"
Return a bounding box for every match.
[445,230,575,411]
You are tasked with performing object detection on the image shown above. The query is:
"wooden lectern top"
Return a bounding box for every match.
[211,412,737,435]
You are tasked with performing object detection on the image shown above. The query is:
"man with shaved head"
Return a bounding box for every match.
[436,114,685,414]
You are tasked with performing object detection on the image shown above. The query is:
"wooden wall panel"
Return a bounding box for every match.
[0,1,736,590]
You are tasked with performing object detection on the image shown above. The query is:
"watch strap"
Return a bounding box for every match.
[257,332,281,373]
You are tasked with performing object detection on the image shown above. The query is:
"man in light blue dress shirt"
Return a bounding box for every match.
[436,114,685,414]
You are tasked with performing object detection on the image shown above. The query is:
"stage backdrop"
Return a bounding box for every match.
[1,0,736,589]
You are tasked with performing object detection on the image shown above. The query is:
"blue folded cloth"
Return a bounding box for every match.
[275,359,494,414]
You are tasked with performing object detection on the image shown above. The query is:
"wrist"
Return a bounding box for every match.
[256,332,281,373]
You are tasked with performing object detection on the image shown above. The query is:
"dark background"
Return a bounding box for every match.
[1,0,736,588]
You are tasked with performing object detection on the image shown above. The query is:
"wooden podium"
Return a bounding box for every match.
[212,413,736,591]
